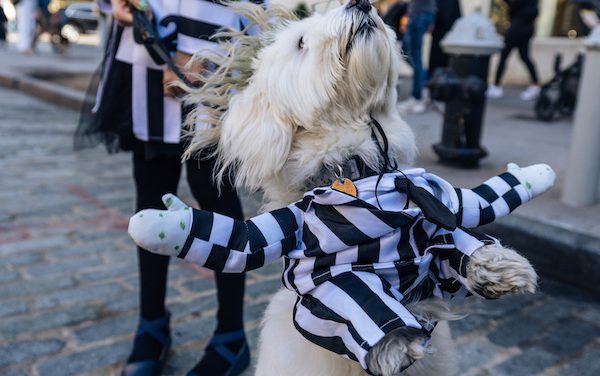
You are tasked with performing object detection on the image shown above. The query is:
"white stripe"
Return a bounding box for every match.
[515,184,530,203]
[224,250,248,273]
[334,205,394,239]
[485,176,512,196]
[378,229,402,263]
[132,65,149,141]
[163,96,182,144]
[249,213,285,245]
[311,281,385,347]
[303,212,349,253]
[458,188,482,228]
[177,34,220,54]
[353,272,422,330]
[263,241,283,265]
[185,238,212,266]
[294,301,368,367]
[209,213,234,247]
[491,197,510,218]
[179,1,240,27]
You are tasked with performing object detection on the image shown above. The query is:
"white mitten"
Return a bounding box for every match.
[128,194,193,256]
[507,163,556,199]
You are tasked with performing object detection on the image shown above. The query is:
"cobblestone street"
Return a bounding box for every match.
[1,86,599,376]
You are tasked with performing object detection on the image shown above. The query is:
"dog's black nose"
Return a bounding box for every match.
[347,0,372,13]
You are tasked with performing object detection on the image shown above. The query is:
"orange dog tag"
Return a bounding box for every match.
[331,178,358,197]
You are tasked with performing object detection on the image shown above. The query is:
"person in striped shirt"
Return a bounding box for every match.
[129,162,555,373]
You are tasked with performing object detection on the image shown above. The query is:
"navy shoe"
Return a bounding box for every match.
[187,330,250,376]
[121,312,172,376]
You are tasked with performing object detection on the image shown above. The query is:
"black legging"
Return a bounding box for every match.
[133,142,245,333]
[494,34,539,86]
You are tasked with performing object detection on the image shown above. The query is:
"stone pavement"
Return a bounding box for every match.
[1,83,600,376]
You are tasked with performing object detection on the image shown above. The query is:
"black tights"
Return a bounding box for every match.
[133,144,245,334]
[494,37,539,86]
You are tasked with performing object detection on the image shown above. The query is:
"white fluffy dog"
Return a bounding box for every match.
[129,1,555,375]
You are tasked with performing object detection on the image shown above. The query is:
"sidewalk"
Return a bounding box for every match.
[0,43,599,375]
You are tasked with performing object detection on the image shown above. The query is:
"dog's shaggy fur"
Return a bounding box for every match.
[182,2,538,375]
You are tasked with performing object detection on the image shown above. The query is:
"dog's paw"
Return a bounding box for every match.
[467,244,538,299]
[365,327,429,376]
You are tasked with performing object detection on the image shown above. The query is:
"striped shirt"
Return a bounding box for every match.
[96,0,261,144]
[177,169,531,297]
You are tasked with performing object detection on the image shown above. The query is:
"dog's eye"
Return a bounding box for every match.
[298,36,304,49]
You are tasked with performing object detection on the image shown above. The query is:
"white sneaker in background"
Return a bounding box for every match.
[486,85,504,99]
[398,97,427,114]
[520,85,541,101]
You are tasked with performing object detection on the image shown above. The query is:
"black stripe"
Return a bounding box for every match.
[285,258,300,291]
[479,205,496,226]
[177,210,213,259]
[292,302,359,362]
[161,15,223,41]
[245,249,265,271]
[246,220,268,250]
[280,235,297,256]
[302,223,327,257]
[357,238,379,265]
[312,203,371,246]
[429,262,463,293]
[411,219,429,255]
[344,200,415,229]
[498,172,522,187]
[502,189,522,212]
[472,184,499,204]
[295,195,314,212]
[271,207,299,236]
[438,249,470,278]
[397,226,415,261]
[204,244,230,271]
[311,253,336,285]
[454,188,464,226]
[227,219,249,251]
[330,273,408,329]
[300,294,367,351]
[146,68,164,141]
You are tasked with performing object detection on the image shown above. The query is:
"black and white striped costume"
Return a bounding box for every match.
[175,169,531,371]
[87,0,259,151]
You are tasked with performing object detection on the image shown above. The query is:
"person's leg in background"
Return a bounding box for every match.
[15,0,36,53]
[400,11,435,114]
[487,38,515,99]
[517,38,541,100]
[126,142,182,366]
[185,152,248,376]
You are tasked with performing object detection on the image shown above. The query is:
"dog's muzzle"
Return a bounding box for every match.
[347,0,372,13]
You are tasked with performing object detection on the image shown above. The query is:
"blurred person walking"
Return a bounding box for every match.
[76,1,253,375]
[14,0,36,53]
[428,0,461,77]
[399,0,437,114]
[487,0,541,101]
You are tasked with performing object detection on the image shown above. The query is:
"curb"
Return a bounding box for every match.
[1,71,599,296]
[483,215,600,296]
[0,72,85,111]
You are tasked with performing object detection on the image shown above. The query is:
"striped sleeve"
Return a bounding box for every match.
[176,205,301,272]
[454,172,530,228]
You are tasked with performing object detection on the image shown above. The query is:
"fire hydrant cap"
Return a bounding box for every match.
[440,12,503,56]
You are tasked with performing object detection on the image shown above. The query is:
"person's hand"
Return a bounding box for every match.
[111,0,142,26]
[163,51,203,97]
[128,194,193,256]
[507,163,556,199]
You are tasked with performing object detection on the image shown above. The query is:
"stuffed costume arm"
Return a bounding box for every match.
[454,163,555,228]
[128,194,300,272]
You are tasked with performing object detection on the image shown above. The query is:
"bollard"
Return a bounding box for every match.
[562,26,600,207]
[428,13,503,168]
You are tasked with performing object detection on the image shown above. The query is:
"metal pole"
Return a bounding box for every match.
[562,26,600,207]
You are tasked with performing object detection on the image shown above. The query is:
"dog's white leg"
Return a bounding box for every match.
[255,289,368,376]
[466,243,538,299]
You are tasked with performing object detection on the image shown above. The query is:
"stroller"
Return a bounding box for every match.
[534,53,584,122]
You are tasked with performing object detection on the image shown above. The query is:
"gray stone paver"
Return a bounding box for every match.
[1,81,600,376]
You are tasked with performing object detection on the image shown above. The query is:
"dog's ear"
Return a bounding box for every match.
[217,85,294,190]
